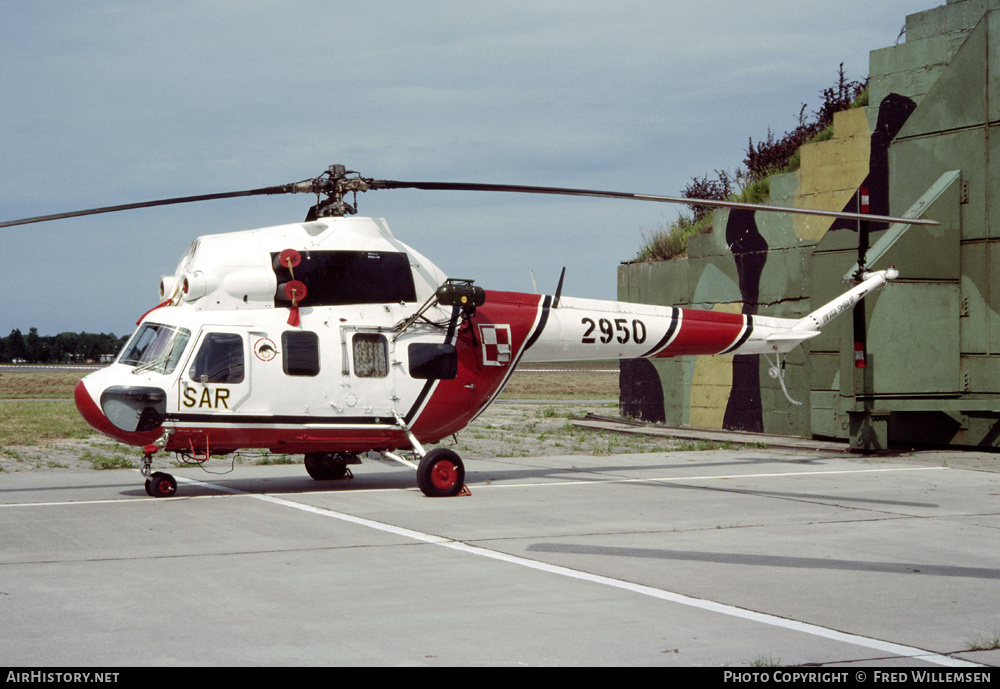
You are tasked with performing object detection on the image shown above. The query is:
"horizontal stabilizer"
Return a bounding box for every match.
[766,330,821,344]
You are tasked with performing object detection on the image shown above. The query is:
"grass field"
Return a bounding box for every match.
[0,364,619,406]
[0,400,94,446]
[498,362,619,399]
[0,370,96,447]
[0,365,776,477]
[0,365,619,447]
[0,369,90,399]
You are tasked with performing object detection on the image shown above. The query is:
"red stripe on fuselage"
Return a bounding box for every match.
[653,308,746,357]
[167,425,410,455]
[409,290,545,443]
[77,377,414,453]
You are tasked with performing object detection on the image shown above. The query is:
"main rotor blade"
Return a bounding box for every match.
[2,169,941,229]
[370,180,940,227]
[0,182,312,229]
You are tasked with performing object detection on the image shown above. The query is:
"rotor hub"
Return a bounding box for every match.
[303,165,374,219]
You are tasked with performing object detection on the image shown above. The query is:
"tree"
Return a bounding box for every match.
[0,328,128,364]
[25,327,47,363]
[7,329,27,362]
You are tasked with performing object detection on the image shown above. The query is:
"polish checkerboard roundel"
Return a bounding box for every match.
[478,324,512,366]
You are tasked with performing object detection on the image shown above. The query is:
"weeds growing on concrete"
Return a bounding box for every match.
[965,629,1000,651]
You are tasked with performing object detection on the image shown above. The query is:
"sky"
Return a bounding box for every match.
[0,0,937,337]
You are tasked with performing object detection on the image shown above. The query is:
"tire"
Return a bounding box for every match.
[416,448,465,497]
[304,452,351,480]
[147,472,177,498]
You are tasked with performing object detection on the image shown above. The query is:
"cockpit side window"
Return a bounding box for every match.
[282,331,320,376]
[188,333,244,384]
[119,323,191,375]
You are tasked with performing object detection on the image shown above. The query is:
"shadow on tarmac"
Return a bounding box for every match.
[526,543,1000,579]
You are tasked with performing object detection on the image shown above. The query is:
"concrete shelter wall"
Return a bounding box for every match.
[618,0,1000,448]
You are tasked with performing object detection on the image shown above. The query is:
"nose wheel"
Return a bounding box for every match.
[141,449,177,498]
[145,471,177,498]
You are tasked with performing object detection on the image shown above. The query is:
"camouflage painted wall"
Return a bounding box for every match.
[619,0,1000,448]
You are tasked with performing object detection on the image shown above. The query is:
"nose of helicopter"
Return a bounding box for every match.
[74,374,166,445]
[74,377,118,437]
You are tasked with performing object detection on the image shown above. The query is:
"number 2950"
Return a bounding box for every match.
[581,317,646,345]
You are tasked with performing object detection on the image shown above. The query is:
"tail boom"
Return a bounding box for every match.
[513,269,898,364]
[518,296,808,363]
[793,268,898,332]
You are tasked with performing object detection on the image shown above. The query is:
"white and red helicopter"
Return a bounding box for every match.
[1,165,937,497]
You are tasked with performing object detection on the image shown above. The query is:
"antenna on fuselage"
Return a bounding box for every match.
[552,267,566,308]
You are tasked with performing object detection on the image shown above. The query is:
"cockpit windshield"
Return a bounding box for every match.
[119,323,191,375]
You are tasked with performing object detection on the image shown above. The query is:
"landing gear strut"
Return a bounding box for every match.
[141,432,177,498]
[392,412,469,497]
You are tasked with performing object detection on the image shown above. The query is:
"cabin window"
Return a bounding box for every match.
[188,333,245,384]
[272,250,417,306]
[353,334,388,378]
[282,331,320,376]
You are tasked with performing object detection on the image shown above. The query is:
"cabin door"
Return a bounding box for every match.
[176,328,252,414]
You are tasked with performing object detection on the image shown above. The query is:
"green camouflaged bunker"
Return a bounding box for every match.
[619,0,1000,450]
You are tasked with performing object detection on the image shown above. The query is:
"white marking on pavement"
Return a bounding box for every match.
[169,473,980,667]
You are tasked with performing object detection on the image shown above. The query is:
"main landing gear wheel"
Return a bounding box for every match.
[416,448,466,497]
[145,472,177,498]
[304,452,354,480]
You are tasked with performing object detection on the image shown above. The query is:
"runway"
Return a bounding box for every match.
[1,447,998,666]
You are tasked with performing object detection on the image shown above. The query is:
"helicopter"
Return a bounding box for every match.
[0,165,938,498]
